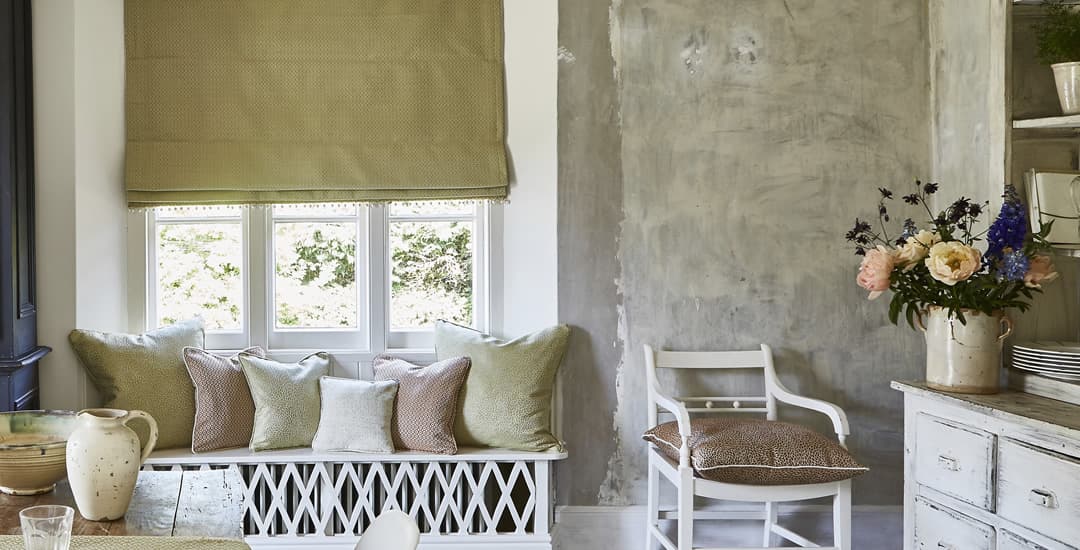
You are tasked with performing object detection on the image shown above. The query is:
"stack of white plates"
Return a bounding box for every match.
[1011,342,1080,381]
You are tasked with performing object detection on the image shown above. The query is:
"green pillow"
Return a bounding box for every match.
[434,321,570,452]
[239,352,331,451]
[69,319,205,450]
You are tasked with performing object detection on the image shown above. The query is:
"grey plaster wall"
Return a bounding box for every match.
[557,0,932,507]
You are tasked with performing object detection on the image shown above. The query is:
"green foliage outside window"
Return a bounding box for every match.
[391,222,474,328]
[157,213,475,332]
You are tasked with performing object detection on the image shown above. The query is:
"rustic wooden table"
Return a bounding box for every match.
[0,469,244,538]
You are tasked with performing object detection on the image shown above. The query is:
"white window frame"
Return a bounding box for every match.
[128,203,492,359]
[384,205,490,351]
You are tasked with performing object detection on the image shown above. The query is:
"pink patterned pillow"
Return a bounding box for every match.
[373,355,470,454]
[184,347,266,452]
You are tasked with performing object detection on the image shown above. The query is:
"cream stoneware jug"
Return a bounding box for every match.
[65,409,157,521]
[918,306,1012,394]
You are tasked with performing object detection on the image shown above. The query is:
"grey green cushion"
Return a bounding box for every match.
[434,321,569,452]
[312,377,398,453]
[69,319,205,450]
[239,352,331,451]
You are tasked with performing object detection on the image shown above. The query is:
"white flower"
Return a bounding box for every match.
[895,230,940,271]
[924,241,981,286]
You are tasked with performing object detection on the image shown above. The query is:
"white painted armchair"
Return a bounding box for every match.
[644,344,854,550]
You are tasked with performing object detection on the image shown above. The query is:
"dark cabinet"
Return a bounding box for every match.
[0,0,49,410]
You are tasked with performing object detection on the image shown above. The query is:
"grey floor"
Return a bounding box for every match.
[555,509,903,550]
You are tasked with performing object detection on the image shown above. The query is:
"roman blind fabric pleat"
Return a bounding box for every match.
[124,0,508,207]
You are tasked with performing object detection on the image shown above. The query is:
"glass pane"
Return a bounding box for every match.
[155,205,242,219]
[390,201,474,217]
[274,222,359,329]
[390,220,474,329]
[156,223,243,330]
[273,204,359,218]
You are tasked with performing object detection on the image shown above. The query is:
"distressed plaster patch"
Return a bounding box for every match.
[730,31,762,68]
[597,298,631,505]
[609,0,623,83]
[680,28,708,77]
[558,46,577,65]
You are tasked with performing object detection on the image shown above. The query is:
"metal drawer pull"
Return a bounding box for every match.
[937,542,955,550]
[1029,488,1057,508]
[937,455,959,471]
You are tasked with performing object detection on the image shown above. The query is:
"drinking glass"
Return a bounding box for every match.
[19,505,73,550]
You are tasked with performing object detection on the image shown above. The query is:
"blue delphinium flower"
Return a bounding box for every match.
[1000,250,1030,282]
[985,185,1027,263]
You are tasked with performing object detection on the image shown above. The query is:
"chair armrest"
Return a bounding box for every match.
[650,388,694,468]
[761,344,850,446]
[776,390,850,445]
[768,377,851,446]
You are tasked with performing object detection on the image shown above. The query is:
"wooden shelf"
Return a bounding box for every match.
[1053,246,1080,258]
[1013,0,1080,5]
[1014,114,1080,129]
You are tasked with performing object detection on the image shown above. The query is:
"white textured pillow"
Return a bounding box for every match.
[312,377,398,453]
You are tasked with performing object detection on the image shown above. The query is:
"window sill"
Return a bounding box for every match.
[207,348,436,364]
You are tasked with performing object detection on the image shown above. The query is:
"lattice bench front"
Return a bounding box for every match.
[144,447,566,550]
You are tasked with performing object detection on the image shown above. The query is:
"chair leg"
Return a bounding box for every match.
[677,468,694,550]
[762,501,776,547]
[646,455,659,550]
[833,480,852,550]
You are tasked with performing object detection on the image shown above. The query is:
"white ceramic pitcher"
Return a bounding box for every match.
[1053,62,1080,115]
[917,306,1012,394]
[65,409,158,521]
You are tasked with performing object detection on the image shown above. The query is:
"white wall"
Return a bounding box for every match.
[34,0,128,410]
[493,0,560,337]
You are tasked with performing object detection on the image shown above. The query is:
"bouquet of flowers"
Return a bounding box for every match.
[845,180,1059,326]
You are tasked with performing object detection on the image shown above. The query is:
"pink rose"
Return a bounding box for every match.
[856,246,895,300]
[1025,255,1059,289]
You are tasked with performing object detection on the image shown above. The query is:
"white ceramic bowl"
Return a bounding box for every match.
[0,411,77,495]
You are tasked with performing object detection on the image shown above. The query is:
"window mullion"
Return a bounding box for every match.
[248,206,269,349]
[369,205,388,358]
[474,203,491,334]
[138,210,156,332]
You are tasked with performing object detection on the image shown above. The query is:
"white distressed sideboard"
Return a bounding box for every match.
[893,381,1080,550]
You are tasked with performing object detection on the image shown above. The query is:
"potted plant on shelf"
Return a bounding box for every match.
[845,182,1058,394]
[1037,0,1080,115]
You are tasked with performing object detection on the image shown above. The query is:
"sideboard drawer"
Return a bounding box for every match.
[914,497,994,550]
[997,438,1080,546]
[915,413,995,510]
[999,529,1077,550]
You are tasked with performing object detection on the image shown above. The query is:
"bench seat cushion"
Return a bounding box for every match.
[643,418,867,486]
[145,445,568,464]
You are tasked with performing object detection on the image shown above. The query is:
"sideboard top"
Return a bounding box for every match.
[892,380,1080,434]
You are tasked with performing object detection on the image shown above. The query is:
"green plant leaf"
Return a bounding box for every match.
[904,303,917,330]
[888,293,902,325]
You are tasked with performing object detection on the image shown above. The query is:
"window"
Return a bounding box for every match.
[136,203,488,353]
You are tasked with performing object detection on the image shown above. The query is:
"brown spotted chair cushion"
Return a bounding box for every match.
[643,417,868,485]
[184,346,266,452]
[373,355,471,454]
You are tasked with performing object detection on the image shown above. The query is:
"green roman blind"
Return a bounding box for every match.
[124,0,508,207]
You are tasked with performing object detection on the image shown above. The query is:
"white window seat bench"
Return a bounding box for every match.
[144,446,567,550]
